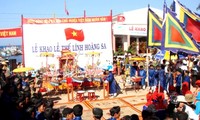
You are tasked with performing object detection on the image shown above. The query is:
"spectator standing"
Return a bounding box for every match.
[194,92,200,115]
[138,65,146,90]
[130,62,138,77]
[117,57,121,76]
[73,104,83,120]
[176,95,199,119]
[148,65,156,91]
[165,67,174,93]
[175,68,183,95]
[191,60,200,87]
[62,107,74,120]
[35,100,46,120]
[183,70,190,90]
[108,106,121,120]
[92,107,103,120]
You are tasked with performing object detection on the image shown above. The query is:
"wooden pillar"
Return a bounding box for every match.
[136,37,139,55]
[67,84,74,102]
[127,35,130,51]
[103,81,109,99]
[112,35,116,52]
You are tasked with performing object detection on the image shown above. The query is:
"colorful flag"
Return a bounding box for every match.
[162,7,200,54]
[147,8,162,47]
[173,0,200,43]
[164,50,170,61]
[64,28,84,42]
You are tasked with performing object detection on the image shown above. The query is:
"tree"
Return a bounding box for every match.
[114,46,124,56]
[127,41,137,55]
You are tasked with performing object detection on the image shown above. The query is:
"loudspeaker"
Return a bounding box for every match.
[9,59,17,71]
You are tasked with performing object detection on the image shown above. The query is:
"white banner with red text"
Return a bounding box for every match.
[22,16,113,70]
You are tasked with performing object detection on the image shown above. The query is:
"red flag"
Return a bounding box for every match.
[117,16,125,22]
[171,26,185,44]
[64,28,84,42]
[153,25,162,41]
[162,7,200,54]
[64,0,69,15]
[185,17,200,42]
[173,0,200,43]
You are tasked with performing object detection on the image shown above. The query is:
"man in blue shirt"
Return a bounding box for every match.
[130,62,138,77]
[176,68,183,95]
[35,99,45,120]
[138,65,146,90]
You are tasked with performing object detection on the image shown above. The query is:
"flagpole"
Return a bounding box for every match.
[146,48,149,89]
[84,10,86,18]
[146,4,150,90]
[110,9,113,62]
[64,0,69,16]
[158,0,167,93]
[21,14,25,67]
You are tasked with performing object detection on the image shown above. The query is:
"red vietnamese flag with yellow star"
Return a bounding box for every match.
[64,28,84,42]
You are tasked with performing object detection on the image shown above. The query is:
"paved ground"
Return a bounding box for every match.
[50,89,148,119]
[48,75,150,119]
[43,75,196,119]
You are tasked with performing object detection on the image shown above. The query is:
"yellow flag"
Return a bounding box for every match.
[164,51,170,61]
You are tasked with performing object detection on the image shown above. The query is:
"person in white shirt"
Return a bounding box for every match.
[180,60,188,71]
[164,61,169,73]
[176,95,199,120]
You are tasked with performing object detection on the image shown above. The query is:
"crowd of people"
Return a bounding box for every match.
[1,54,200,120]
[111,55,200,119]
[0,61,139,120]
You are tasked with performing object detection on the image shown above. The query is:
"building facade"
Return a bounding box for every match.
[112,7,162,55]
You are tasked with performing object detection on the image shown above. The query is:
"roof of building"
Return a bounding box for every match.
[113,7,163,25]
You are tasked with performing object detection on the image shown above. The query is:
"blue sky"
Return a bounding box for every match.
[0,0,199,46]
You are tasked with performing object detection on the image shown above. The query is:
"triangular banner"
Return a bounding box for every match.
[162,7,200,54]
[173,0,200,43]
[183,14,200,43]
[171,26,185,44]
[147,8,162,47]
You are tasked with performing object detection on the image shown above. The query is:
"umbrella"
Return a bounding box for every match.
[40,52,54,67]
[60,56,74,60]
[85,51,100,56]
[40,52,54,57]
[13,67,34,73]
[129,57,146,61]
[85,51,101,69]
[61,51,76,60]
[63,52,76,56]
